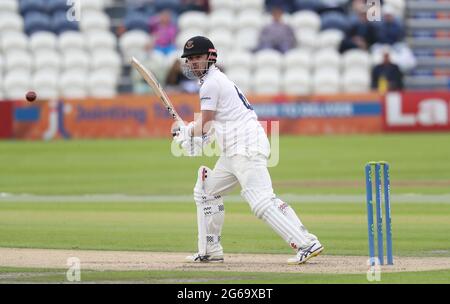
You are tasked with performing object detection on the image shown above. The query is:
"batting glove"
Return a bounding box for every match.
[173,122,194,144]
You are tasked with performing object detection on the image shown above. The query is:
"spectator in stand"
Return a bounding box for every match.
[165,59,199,93]
[148,9,177,55]
[125,0,154,10]
[265,0,294,13]
[319,0,348,14]
[371,49,404,93]
[180,0,209,13]
[370,4,416,73]
[339,5,378,53]
[256,6,296,53]
[375,5,404,45]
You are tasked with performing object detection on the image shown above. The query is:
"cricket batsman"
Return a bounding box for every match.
[173,36,323,264]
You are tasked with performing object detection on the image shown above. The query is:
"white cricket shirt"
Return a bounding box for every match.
[199,66,270,157]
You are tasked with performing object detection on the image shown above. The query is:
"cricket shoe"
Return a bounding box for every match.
[287,241,324,265]
[185,252,224,263]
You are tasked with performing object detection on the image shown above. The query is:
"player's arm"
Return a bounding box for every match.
[174,81,217,139]
[191,110,215,136]
[191,79,218,136]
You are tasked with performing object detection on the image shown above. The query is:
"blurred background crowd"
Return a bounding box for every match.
[0,0,448,99]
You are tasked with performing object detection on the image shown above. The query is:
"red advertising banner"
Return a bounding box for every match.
[10,92,383,140]
[252,93,382,135]
[383,91,450,132]
[12,95,198,140]
[0,101,14,138]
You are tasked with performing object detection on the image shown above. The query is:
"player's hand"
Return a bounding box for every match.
[180,137,203,157]
[173,122,194,144]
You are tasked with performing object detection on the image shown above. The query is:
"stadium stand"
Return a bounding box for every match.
[0,0,19,14]
[403,0,450,90]
[24,12,52,35]
[253,67,282,94]
[30,32,58,53]
[282,67,312,95]
[1,0,449,99]
[0,0,122,98]
[0,12,24,33]
[34,50,61,74]
[60,69,88,98]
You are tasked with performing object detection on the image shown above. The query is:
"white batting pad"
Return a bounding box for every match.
[242,189,313,250]
[274,198,318,243]
[194,166,225,255]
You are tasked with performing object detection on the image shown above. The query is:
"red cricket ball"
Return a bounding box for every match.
[26,91,37,102]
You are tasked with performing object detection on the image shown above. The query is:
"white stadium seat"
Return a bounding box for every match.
[210,0,235,11]
[34,50,61,73]
[255,49,282,70]
[342,68,370,93]
[282,68,312,95]
[313,68,340,94]
[236,0,265,12]
[313,48,341,70]
[252,68,281,95]
[32,71,59,99]
[225,50,253,71]
[79,0,105,12]
[237,10,264,30]
[235,28,260,51]
[5,51,32,72]
[91,50,122,76]
[262,12,272,27]
[59,31,86,51]
[215,51,227,69]
[227,68,252,94]
[62,50,90,71]
[0,13,24,33]
[290,10,321,33]
[175,29,205,49]
[85,30,117,51]
[343,49,371,70]
[165,49,183,67]
[129,50,168,87]
[317,29,344,51]
[30,32,57,53]
[60,69,88,98]
[283,48,312,70]
[208,10,234,31]
[208,29,233,55]
[119,30,152,61]
[88,70,117,98]
[0,0,19,13]
[178,11,208,32]
[3,70,31,99]
[79,11,110,32]
[1,32,28,53]
[295,29,318,50]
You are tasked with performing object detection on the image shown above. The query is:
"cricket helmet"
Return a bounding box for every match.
[181,36,217,62]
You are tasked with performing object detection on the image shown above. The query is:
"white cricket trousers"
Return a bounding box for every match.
[201,153,317,252]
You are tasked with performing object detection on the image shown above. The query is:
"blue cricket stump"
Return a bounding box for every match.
[365,161,393,265]
[383,163,393,265]
[365,164,375,265]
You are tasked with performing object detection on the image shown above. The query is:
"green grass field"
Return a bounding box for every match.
[1,134,450,284]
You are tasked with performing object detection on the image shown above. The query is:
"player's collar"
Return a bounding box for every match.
[199,65,217,85]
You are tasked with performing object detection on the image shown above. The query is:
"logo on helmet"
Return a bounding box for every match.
[185,40,194,49]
